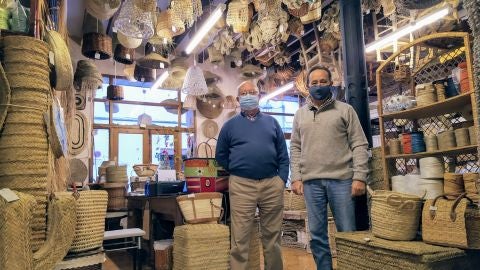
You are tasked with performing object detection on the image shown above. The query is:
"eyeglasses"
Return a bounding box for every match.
[239,90,258,96]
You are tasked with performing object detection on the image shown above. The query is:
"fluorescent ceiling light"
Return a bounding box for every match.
[185,4,226,54]
[365,6,450,53]
[151,70,169,90]
[260,82,295,103]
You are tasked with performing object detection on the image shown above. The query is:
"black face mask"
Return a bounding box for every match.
[309,85,332,100]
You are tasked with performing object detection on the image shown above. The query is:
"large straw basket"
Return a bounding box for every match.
[423,193,480,249]
[300,1,322,24]
[106,165,128,183]
[81,33,112,60]
[45,30,74,91]
[444,173,465,196]
[173,224,230,270]
[284,189,306,210]
[371,190,422,241]
[226,0,253,33]
[133,164,158,177]
[101,182,127,210]
[66,190,108,253]
[335,231,472,270]
[176,192,223,224]
[114,44,134,65]
[0,191,36,270]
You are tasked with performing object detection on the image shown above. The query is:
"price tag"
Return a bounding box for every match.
[112,27,117,33]
[160,62,164,69]
[279,24,284,33]
[0,188,20,202]
[152,46,156,52]
[429,206,437,211]
[49,51,55,66]
[187,193,195,198]
[125,54,131,60]
[95,52,101,60]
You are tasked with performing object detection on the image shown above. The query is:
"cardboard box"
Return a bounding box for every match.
[154,240,173,270]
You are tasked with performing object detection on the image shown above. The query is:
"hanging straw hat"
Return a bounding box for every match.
[0,63,10,131]
[300,1,322,24]
[196,85,225,119]
[74,60,103,90]
[163,98,187,115]
[124,65,137,81]
[117,31,142,49]
[241,64,263,78]
[45,30,74,91]
[204,70,222,85]
[183,94,197,110]
[82,32,113,60]
[201,119,219,139]
[134,64,156,82]
[85,0,121,20]
[137,42,170,69]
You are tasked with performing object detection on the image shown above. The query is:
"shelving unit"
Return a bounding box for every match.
[376,32,478,190]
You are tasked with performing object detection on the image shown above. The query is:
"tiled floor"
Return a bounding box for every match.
[104,247,319,270]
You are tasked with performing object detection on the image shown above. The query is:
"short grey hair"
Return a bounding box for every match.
[236,79,258,95]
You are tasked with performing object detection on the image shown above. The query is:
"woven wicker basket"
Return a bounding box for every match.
[134,64,156,82]
[107,85,124,100]
[45,30,74,91]
[66,190,108,253]
[444,173,465,196]
[288,2,309,17]
[133,164,158,177]
[106,165,128,183]
[284,189,306,210]
[173,224,230,270]
[300,1,322,24]
[371,190,423,241]
[114,44,134,65]
[176,192,223,224]
[101,182,127,210]
[81,32,112,60]
[226,0,253,33]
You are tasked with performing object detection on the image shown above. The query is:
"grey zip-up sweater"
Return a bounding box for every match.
[290,100,369,182]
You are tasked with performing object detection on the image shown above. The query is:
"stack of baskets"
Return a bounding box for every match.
[101,182,127,211]
[173,192,229,269]
[106,165,128,183]
[0,36,52,251]
[415,83,437,107]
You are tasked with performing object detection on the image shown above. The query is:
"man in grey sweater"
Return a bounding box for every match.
[290,66,369,270]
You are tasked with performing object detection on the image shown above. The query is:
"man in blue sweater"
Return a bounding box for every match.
[216,80,289,270]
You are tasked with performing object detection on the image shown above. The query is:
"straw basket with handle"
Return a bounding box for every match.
[284,189,306,210]
[369,188,423,241]
[176,192,224,224]
[422,193,480,249]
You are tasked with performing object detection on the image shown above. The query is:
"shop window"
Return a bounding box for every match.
[271,115,294,133]
[93,129,109,178]
[112,103,189,127]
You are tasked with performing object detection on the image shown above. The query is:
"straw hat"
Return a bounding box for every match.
[137,43,170,69]
[134,64,156,82]
[196,86,225,119]
[0,63,10,131]
[85,0,121,20]
[117,32,142,49]
[201,119,219,139]
[164,99,187,115]
[241,64,263,78]
[45,30,73,91]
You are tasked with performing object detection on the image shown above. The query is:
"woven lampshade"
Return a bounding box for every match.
[171,0,203,27]
[74,60,103,90]
[137,48,170,69]
[300,1,322,24]
[114,44,135,65]
[114,0,154,39]
[226,0,253,33]
[181,65,208,96]
[134,64,156,82]
[117,31,142,49]
[157,9,185,41]
[183,94,197,110]
[81,32,113,60]
[223,95,238,109]
[85,0,121,20]
[241,64,263,78]
[107,85,124,100]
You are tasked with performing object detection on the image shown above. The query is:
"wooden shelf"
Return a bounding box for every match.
[381,92,472,120]
[385,144,478,159]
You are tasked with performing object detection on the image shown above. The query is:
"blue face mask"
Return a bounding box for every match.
[309,85,332,100]
[239,94,259,110]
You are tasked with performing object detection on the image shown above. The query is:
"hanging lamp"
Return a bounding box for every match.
[181,65,208,96]
[114,0,154,39]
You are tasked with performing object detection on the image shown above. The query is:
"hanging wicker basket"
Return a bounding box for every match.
[81,32,112,60]
[393,64,411,82]
[300,1,322,24]
[134,64,156,82]
[107,85,124,100]
[226,0,253,33]
[396,0,443,10]
[117,31,142,49]
[208,46,224,64]
[114,44,135,65]
[137,52,170,69]
[319,34,339,54]
[288,2,309,18]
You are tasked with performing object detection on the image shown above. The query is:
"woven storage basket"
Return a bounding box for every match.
[394,64,411,82]
[444,173,465,196]
[106,165,128,183]
[133,164,158,177]
[114,44,134,65]
[463,173,480,201]
[134,64,156,82]
[226,0,253,33]
[81,32,112,60]
[469,126,477,145]
[173,224,230,270]
[45,30,74,91]
[101,182,127,210]
[371,190,423,241]
[437,130,456,150]
[335,232,472,270]
[300,1,322,24]
[107,85,124,100]
[0,191,36,270]
[454,128,470,147]
[284,189,306,210]
[288,2,309,17]
[65,190,108,253]
[423,193,480,249]
[176,192,223,224]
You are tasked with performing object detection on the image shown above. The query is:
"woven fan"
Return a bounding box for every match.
[182,65,208,96]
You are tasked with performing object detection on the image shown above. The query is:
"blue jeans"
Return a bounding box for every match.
[303,179,356,270]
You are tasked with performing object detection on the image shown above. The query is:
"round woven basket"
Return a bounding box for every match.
[196,86,225,119]
[284,189,306,210]
[101,183,127,210]
[134,64,156,82]
[454,128,470,147]
[114,44,135,65]
[133,164,158,177]
[81,32,112,60]
[371,190,423,241]
[300,1,322,24]
[107,85,124,100]
[201,119,219,139]
[437,130,456,150]
[45,30,74,91]
[65,190,108,253]
[106,165,128,183]
[469,126,477,145]
[288,2,309,17]
[226,0,253,33]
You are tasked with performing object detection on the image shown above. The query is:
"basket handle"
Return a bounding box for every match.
[210,199,224,222]
[196,142,213,158]
[399,200,417,211]
[449,192,473,222]
[386,194,404,208]
[429,193,473,220]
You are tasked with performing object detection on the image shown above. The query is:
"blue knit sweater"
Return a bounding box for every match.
[216,112,289,182]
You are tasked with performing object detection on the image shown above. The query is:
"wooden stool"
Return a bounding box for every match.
[103,228,145,270]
